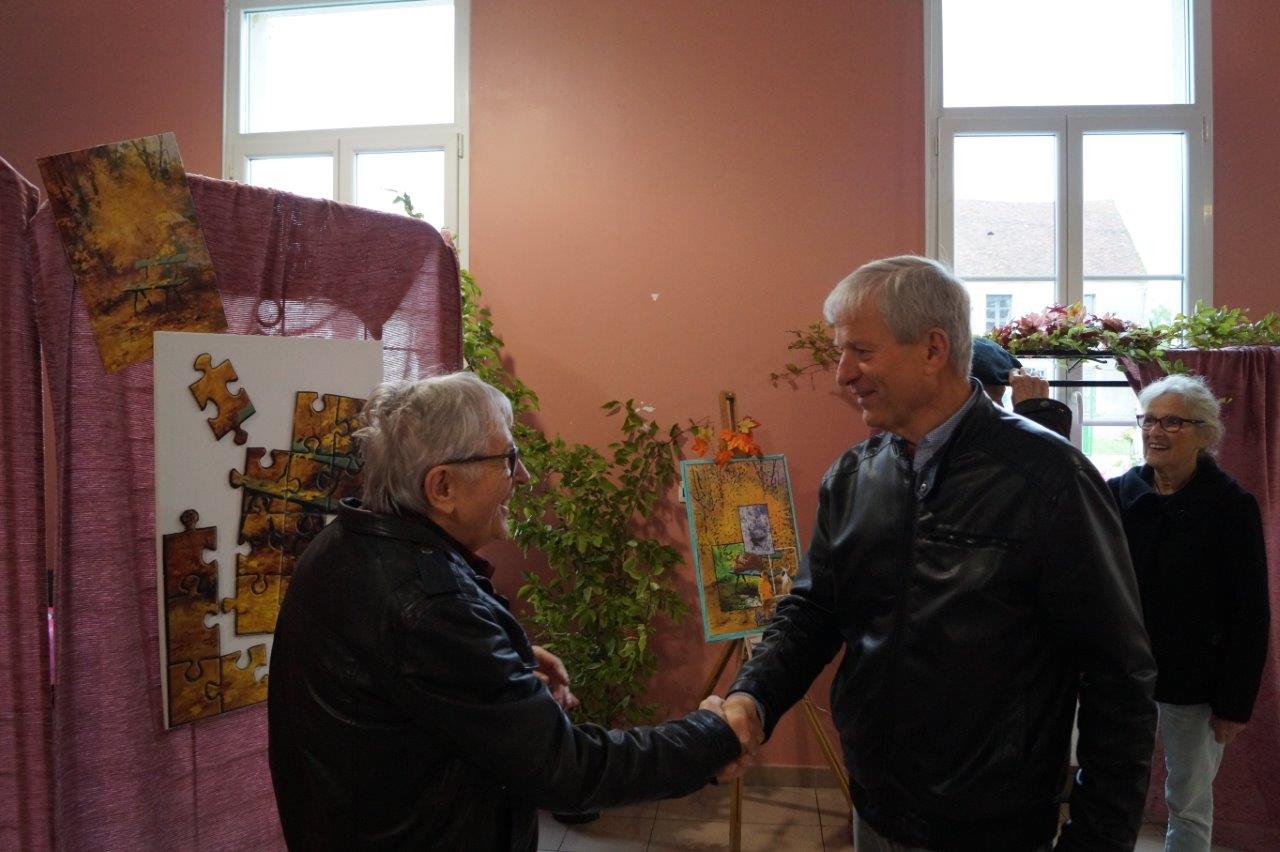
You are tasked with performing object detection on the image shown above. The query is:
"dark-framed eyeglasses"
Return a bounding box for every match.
[440,446,522,476]
[1136,414,1205,433]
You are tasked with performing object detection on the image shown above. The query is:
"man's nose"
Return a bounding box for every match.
[835,352,858,386]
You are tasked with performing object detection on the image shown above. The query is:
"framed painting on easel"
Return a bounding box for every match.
[681,454,802,642]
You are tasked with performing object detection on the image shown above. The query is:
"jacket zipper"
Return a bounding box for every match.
[880,456,920,833]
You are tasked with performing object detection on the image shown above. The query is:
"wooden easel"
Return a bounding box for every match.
[702,392,852,852]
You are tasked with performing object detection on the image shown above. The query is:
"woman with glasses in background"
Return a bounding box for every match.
[1107,373,1270,852]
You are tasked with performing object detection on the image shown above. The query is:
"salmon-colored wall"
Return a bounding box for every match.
[2,0,1277,770]
[1211,0,1280,314]
[468,0,922,766]
[0,0,224,180]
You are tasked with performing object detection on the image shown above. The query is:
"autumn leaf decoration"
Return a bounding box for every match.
[689,416,763,465]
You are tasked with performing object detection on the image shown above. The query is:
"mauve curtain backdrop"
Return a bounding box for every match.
[0,159,55,848]
[1123,349,1280,851]
[3,168,460,850]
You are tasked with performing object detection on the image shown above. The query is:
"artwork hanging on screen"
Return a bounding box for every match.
[154,331,383,727]
[38,132,227,373]
[681,455,802,643]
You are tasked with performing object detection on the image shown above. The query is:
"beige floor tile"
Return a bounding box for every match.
[814,787,853,829]
[739,786,822,826]
[656,783,732,821]
[560,815,654,852]
[820,820,855,851]
[537,810,568,850]
[649,817,731,851]
[740,822,826,851]
[607,799,660,818]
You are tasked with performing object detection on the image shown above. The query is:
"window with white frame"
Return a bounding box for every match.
[926,0,1212,479]
[224,0,468,242]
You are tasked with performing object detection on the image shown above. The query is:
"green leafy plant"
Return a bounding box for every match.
[395,194,687,727]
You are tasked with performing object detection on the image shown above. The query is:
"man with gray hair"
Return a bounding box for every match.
[268,371,740,850]
[720,256,1157,850]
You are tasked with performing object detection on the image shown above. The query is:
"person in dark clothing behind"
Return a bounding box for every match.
[717,256,1156,851]
[268,371,740,851]
[970,337,1073,440]
[1108,373,1270,852]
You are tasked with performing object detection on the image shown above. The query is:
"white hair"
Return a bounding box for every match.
[1137,373,1224,456]
[356,371,513,515]
[822,255,973,377]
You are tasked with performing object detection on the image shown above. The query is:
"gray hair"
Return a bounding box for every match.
[1137,373,1224,456]
[822,255,973,377]
[356,371,513,515]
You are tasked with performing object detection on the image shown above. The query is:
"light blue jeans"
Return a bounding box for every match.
[1159,702,1226,852]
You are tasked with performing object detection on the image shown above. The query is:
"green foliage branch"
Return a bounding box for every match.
[396,194,686,727]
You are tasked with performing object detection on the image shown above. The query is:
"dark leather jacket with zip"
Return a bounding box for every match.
[731,395,1156,851]
[268,499,739,851]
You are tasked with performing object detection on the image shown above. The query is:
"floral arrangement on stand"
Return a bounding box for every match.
[770,302,1280,383]
[688,416,764,465]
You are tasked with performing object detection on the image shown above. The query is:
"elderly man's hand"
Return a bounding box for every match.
[531,645,580,711]
[1008,368,1050,405]
[712,693,765,781]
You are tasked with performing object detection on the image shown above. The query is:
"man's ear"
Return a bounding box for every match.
[922,327,952,376]
[422,465,455,515]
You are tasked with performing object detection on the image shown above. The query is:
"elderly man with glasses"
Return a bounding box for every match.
[268,371,740,851]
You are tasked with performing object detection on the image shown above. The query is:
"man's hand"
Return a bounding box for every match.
[713,693,765,781]
[531,645,580,711]
[1211,716,1246,745]
[1008,368,1050,405]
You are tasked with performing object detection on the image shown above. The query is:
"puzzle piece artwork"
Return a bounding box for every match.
[189,353,256,445]
[162,509,218,600]
[220,644,269,711]
[168,658,221,725]
[220,573,285,635]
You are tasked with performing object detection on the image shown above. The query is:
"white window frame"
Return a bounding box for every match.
[925,0,1213,314]
[223,0,470,258]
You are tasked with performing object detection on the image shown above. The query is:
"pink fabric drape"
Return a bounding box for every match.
[0,160,55,848]
[4,169,460,849]
[1123,349,1280,851]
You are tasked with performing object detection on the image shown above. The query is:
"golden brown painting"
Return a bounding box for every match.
[38,133,227,373]
[681,455,802,642]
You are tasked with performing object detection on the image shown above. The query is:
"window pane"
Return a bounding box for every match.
[355,150,446,228]
[942,0,1191,107]
[247,155,334,199]
[1084,279,1182,327]
[1084,133,1185,277]
[245,1,455,133]
[1082,423,1142,480]
[965,280,1054,336]
[954,135,1056,279]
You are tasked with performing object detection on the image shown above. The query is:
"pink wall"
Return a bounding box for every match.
[468,0,922,765]
[0,0,224,180]
[1211,0,1280,314]
[2,0,1276,771]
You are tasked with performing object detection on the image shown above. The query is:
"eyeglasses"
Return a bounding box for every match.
[441,446,522,476]
[1136,414,1205,433]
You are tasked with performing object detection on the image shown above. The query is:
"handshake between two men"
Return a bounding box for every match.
[698,693,766,782]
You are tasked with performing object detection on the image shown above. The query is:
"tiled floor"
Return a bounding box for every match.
[536,784,1240,851]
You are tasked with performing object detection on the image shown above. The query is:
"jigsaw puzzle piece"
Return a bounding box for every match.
[229,447,294,500]
[219,643,269,711]
[168,657,221,724]
[221,573,283,635]
[292,392,365,459]
[161,508,218,601]
[236,540,286,577]
[165,595,221,663]
[189,353,255,445]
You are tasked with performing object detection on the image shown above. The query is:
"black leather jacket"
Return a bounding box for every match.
[731,396,1156,851]
[268,500,739,851]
